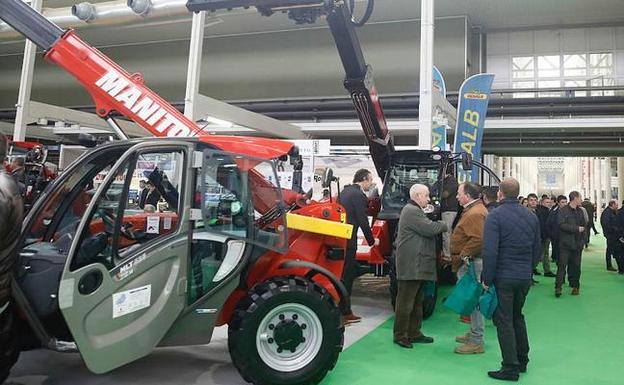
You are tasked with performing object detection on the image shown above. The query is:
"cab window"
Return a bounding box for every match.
[24,148,128,251]
[70,150,185,271]
[199,151,287,252]
[187,151,286,303]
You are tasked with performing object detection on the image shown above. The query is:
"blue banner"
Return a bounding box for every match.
[431,123,447,150]
[453,73,495,182]
[432,66,446,98]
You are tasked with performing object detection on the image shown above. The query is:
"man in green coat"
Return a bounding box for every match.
[393,184,448,348]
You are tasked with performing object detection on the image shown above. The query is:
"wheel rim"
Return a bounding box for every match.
[256,303,323,372]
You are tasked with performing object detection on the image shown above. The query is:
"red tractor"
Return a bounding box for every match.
[0,1,355,384]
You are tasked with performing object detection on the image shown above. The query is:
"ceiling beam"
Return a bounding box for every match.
[26,101,148,137]
[193,93,306,139]
[0,120,61,141]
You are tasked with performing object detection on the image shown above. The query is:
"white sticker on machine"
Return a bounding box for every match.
[146,216,160,234]
[163,216,172,230]
[58,278,75,309]
[112,285,151,319]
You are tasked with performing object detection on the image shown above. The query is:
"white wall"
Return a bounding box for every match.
[486,26,624,89]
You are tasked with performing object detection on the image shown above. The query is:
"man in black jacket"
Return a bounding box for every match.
[547,195,568,265]
[535,195,555,277]
[0,134,24,383]
[600,200,623,273]
[556,191,586,297]
[338,169,376,324]
[581,198,599,247]
[138,179,149,209]
[482,187,499,212]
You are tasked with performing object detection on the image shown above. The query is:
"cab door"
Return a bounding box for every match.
[58,141,192,374]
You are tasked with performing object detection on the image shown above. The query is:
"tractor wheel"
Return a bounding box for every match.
[422,281,438,320]
[0,303,20,384]
[228,276,344,385]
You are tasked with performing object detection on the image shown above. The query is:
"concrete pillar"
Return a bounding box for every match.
[13,0,43,141]
[618,158,624,204]
[596,158,604,215]
[602,157,610,209]
[184,10,207,120]
[418,0,434,149]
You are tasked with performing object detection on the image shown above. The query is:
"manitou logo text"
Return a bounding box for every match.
[95,70,192,137]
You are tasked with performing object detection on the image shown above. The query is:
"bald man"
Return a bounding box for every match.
[393,184,448,348]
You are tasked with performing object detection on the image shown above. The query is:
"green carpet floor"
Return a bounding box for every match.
[322,235,624,385]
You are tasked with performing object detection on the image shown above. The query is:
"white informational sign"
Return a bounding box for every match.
[301,173,314,193]
[146,216,160,234]
[277,171,294,189]
[289,140,331,156]
[112,285,151,319]
[163,216,172,230]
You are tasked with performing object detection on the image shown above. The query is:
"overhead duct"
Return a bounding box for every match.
[0,0,194,39]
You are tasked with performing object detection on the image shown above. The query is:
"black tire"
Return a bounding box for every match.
[0,304,20,384]
[228,276,344,385]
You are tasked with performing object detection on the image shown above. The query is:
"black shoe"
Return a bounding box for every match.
[618,271,624,275]
[533,269,542,276]
[555,288,562,297]
[531,278,539,285]
[410,335,434,344]
[393,339,413,349]
[607,266,617,272]
[544,271,556,277]
[487,369,519,381]
[518,363,527,373]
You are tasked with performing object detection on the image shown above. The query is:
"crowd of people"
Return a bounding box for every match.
[389,175,614,382]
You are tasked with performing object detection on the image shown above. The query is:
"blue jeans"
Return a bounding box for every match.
[457,258,484,345]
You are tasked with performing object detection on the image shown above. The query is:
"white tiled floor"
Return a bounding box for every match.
[6,276,394,385]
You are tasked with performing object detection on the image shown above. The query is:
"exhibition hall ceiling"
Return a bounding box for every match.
[2,0,624,56]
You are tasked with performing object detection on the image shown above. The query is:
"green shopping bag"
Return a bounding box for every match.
[423,280,436,298]
[443,261,482,316]
[479,285,498,320]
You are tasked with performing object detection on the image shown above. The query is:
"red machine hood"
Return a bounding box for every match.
[199,135,295,160]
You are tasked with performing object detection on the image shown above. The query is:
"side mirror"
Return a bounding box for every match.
[322,168,334,188]
[461,152,473,171]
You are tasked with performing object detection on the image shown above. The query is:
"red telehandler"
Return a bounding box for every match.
[0,1,357,384]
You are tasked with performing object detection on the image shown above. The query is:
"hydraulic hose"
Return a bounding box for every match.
[348,0,374,27]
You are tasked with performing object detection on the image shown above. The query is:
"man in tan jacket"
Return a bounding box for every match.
[450,181,489,354]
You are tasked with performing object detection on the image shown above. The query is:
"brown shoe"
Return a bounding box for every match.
[571,288,580,296]
[454,342,485,354]
[455,333,470,343]
[343,313,362,325]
